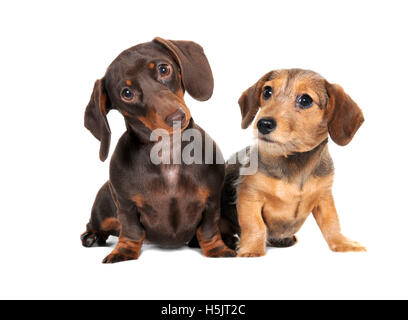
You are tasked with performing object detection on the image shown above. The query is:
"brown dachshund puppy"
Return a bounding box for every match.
[220,69,366,257]
[81,37,235,263]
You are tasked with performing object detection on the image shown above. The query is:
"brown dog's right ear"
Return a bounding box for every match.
[239,71,274,129]
[238,82,262,129]
[84,79,111,162]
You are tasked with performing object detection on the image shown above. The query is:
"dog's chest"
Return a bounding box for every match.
[243,172,333,237]
[263,178,319,216]
[161,165,180,186]
[134,164,208,245]
[139,163,208,207]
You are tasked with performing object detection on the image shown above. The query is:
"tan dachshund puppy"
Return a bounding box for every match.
[220,69,366,257]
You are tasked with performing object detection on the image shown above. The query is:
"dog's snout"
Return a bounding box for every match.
[165,107,186,127]
[257,118,277,134]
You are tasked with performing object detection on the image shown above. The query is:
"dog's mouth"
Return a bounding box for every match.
[257,136,294,157]
[259,136,280,144]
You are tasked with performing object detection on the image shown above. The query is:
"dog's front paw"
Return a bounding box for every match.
[204,246,237,258]
[197,230,237,258]
[328,236,366,252]
[237,248,266,258]
[102,238,143,263]
[102,251,139,264]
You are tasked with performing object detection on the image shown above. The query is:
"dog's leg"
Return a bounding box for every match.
[102,198,146,264]
[219,216,239,251]
[312,193,366,252]
[81,182,119,247]
[219,193,241,251]
[102,234,145,264]
[237,198,266,257]
[196,198,236,258]
[187,236,200,248]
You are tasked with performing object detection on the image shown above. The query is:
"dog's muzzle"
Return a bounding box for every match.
[165,107,186,127]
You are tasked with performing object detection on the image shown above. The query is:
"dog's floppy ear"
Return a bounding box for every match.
[153,37,214,101]
[239,77,266,129]
[84,78,111,161]
[326,82,364,146]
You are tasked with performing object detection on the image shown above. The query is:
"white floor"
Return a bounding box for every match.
[2,211,405,300]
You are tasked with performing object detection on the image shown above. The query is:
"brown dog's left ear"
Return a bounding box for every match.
[153,37,214,101]
[84,78,111,162]
[326,82,364,146]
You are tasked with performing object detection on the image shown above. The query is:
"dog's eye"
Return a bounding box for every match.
[297,94,314,109]
[263,86,273,99]
[121,88,133,100]
[158,64,171,76]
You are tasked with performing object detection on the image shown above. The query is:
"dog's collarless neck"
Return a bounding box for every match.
[258,138,330,183]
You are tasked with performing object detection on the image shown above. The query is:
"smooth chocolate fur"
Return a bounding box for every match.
[81,38,235,263]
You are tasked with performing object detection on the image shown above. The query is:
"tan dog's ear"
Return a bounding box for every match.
[239,81,262,129]
[84,79,111,161]
[326,82,364,146]
[153,37,214,101]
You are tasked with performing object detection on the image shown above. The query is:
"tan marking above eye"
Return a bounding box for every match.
[148,63,155,70]
[126,80,132,86]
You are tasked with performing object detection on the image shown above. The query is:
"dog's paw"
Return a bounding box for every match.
[329,237,366,252]
[102,252,138,264]
[237,248,266,258]
[205,246,237,258]
[102,238,143,263]
[80,231,107,248]
[102,250,140,264]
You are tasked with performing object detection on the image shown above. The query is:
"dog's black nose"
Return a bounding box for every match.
[165,107,186,127]
[257,118,277,134]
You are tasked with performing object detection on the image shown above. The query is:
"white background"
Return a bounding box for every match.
[0,0,407,299]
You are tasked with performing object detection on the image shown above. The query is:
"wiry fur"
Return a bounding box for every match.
[220,69,365,256]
